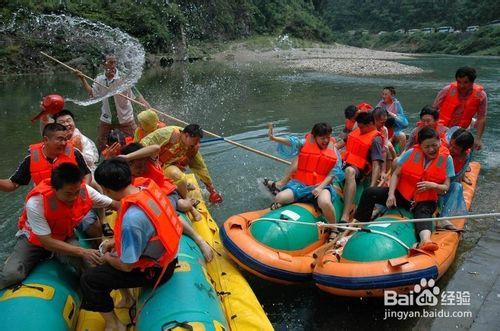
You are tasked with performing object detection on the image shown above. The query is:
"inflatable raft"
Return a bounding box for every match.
[313,162,481,297]
[221,182,366,284]
[0,174,272,330]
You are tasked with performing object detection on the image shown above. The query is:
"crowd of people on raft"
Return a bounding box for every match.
[0,56,488,330]
[0,54,223,330]
[264,66,486,253]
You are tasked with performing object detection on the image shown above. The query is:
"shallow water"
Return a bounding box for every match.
[0,55,499,330]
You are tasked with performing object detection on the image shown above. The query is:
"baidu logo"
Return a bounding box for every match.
[385,278,440,306]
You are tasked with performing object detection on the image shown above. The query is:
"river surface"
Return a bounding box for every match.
[0,55,499,330]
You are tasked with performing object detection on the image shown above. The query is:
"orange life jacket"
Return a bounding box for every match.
[133,160,177,195]
[18,179,92,247]
[357,102,373,112]
[397,145,449,202]
[451,150,470,175]
[114,178,183,270]
[29,142,78,185]
[439,82,484,128]
[343,128,381,170]
[291,134,338,186]
[136,121,166,142]
[158,128,199,167]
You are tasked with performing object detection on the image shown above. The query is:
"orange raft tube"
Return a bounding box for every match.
[313,162,481,297]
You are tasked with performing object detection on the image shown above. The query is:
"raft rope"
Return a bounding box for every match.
[252,212,500,229]
[40,52,291,166]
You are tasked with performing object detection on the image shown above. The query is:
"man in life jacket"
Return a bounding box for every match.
[81,158,182,330]
[53,109,99,172]
[270,123,344,224]
[0,123,91,191]
[340,111,384,222]
[120,142,213,261]
[433,66,487,150]
[140,124,223,203]
[354,127,454,252]
[404,106,449,150]
[133,109,166,142]
[0,163,118,289]
[337,103,373,150]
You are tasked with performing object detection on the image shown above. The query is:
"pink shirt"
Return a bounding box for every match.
[433,84,488,127]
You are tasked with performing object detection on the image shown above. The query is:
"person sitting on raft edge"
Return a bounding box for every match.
[353,127,454,252]
[80,158,182,331]
[267,122,344,227]
[140,123,223,204]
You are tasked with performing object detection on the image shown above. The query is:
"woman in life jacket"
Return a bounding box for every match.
[353,127,454,252]
[267,123,344,224]
[404,106,448,151]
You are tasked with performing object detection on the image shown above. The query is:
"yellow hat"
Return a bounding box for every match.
[137,109,159,134]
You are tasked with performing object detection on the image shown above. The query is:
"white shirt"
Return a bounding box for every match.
[73,128,99,171]
[22,185,112,236]
[92,70,136,124]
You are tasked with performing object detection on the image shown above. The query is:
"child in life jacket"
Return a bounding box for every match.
[267,123,344,224]
[372,107,397,187]
[354,127,454,252]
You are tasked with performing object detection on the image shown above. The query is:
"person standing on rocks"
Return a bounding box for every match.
[76,54,150,151]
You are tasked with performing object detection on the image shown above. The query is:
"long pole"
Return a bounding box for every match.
[40,51,291,165]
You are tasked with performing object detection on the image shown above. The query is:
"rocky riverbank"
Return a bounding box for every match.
[212,42,424,76]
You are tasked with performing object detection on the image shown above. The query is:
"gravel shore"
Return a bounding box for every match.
[213,42,424,76]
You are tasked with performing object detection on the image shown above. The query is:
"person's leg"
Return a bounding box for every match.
[397,132,407,153]
[0,236,50,289]
[176,198,202,221]
[80,260,177,328]
[97,121,112,152]
[118,121,137,138]
[274,188,295,205]
[180,218,213,262]
[413,201,438,250]
[353,187,390,222]
[77,210,103,247]
[164,165,188,197]
[54,237,90,272]
[340,166,358,221]
[317,189,335,223]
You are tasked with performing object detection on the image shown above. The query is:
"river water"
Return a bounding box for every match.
[0,55,498,330]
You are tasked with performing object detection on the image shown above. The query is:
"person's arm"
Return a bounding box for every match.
[474,117,486,150]
[86,185,120,210]
[370,160,382,187]
[75,70,94,97]
[120,145,160,161]
[417,177,450,194]
[370,137,384,186]
[188,151,214,189]
[0,179,19,192]
[268,123,292,146]
[311,175,333,197]
[38,234,103,265]
[386,165,402,207]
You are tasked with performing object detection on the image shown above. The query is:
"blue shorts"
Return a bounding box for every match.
[76,209,99,234]
[282,180,338,204]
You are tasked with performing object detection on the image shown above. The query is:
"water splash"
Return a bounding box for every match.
[1,11,145,106]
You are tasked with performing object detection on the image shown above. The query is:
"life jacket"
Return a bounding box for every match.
[29,142,77,185]
[18,179,92,247]
[397,145,449,202]
[343,128,382,170]
[114,178,183,270]
[356,102,373,112]
[452,149,470,175]
[415,121,448,144]
[135,121,166,142]
[345,119,356,132]
[158,128,199,167]
[133,160,177,195]
[439,82,484,128]
[291,133,338,186]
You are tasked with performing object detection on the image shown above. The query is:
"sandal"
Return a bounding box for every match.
[270,202,282,210]
[263,178,280,196]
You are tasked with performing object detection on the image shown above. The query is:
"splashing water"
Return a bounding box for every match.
[2,12,145,106]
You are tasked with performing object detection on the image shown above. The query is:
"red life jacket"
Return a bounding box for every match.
[158,128,199,167]
[29,143,78,185]
[397,145,449,202]
[18,179,92,246]
[439,82,484,128]
[356,102,373,112]
[291,134,338,186]
[452,149,470,175]
[133,160,177,195]
[136,121,166,142]
[343,128,382,170]
[114,178,183,270]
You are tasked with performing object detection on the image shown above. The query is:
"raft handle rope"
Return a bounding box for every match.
[40,51,291,166]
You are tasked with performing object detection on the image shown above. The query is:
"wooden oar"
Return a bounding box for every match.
[40,51,291,165]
